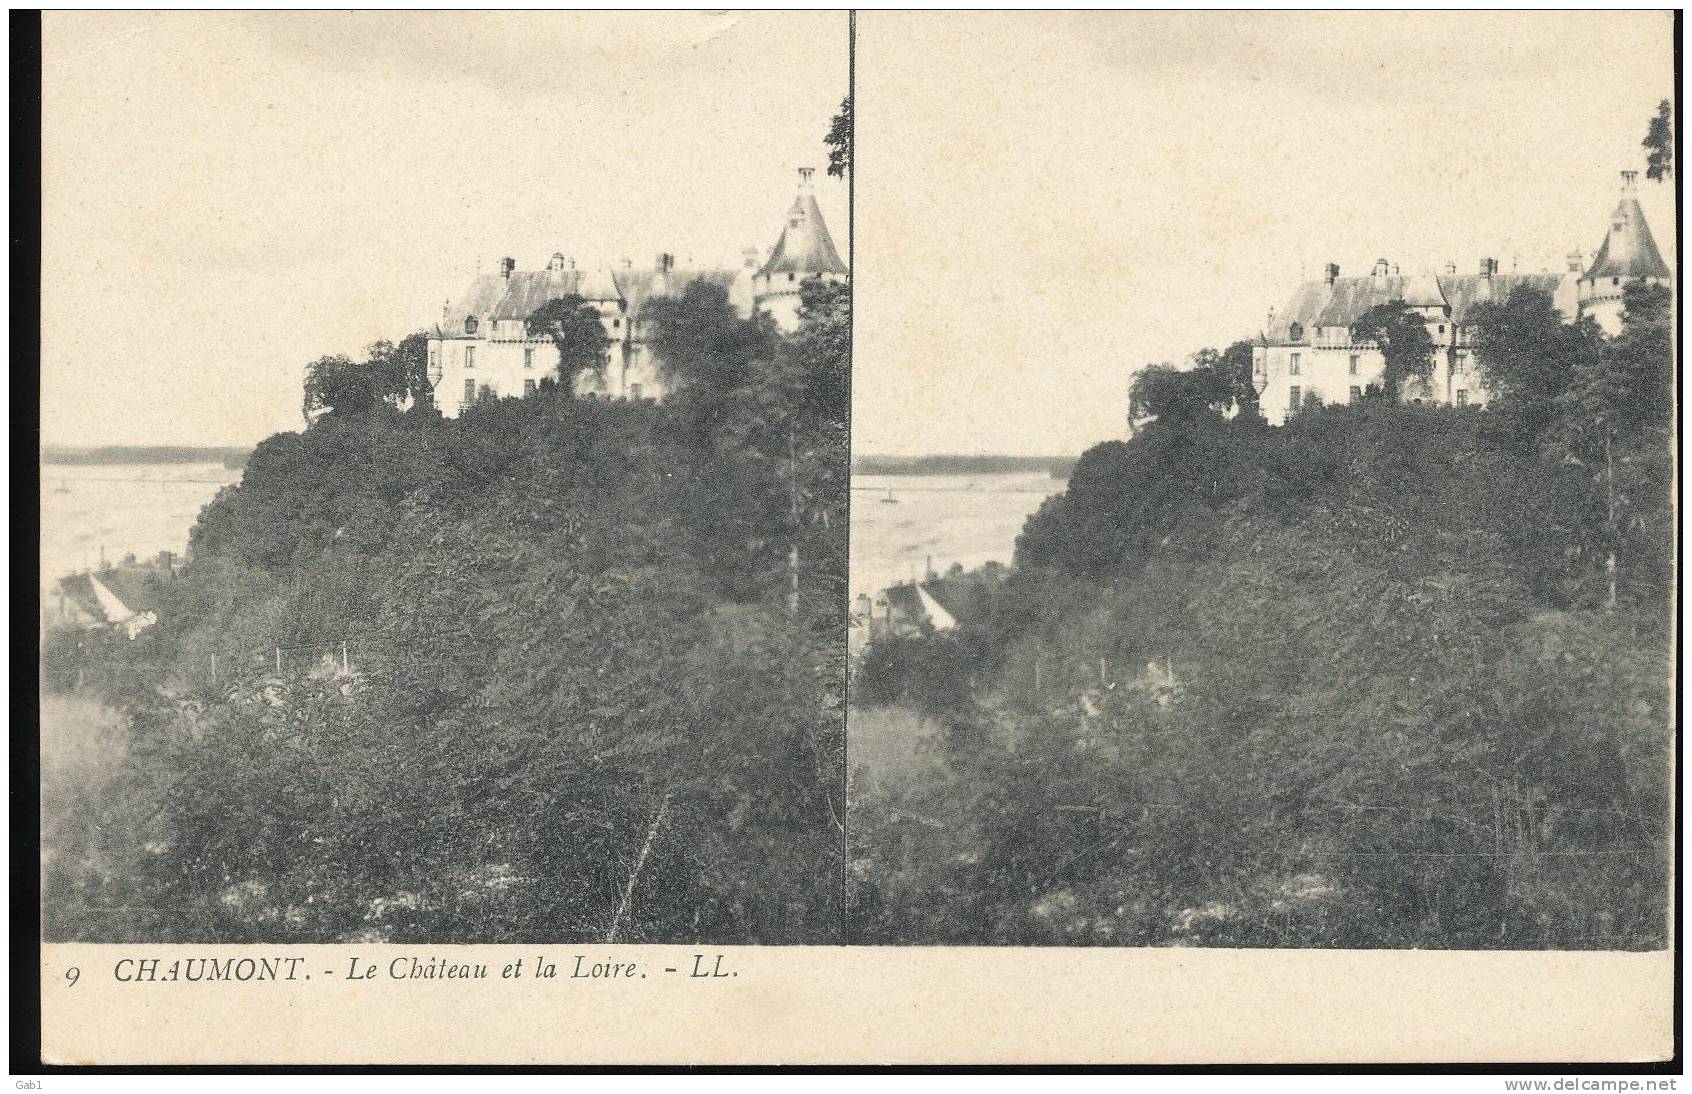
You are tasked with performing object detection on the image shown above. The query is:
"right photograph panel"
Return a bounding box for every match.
[848,11,1676,949]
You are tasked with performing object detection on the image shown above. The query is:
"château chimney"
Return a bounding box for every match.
[1444,262,1458,275]
[1621,169,1639,191]
[499,256,515,279]
[742,247,760,269]
[797,166,815,193]
[1372,258,1391,279]
[1567,250,1585,274]
[1323,263,1339,285]
[1479,257,1497,280]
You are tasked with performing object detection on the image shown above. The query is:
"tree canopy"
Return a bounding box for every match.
[301,333,434,423]
[1643,99,1673,182]
[526,294,612,395]
[825,96,852,179]
[1350,302,1435,402]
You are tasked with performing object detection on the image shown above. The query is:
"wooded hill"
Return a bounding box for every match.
[851,282,1673,949]
[43,280,849,944]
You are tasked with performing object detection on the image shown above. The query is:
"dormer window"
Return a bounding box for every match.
[464,315,479,335]
[1288,321,1304,342]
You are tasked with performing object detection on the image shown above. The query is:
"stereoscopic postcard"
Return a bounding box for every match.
[27,8,1677,1069]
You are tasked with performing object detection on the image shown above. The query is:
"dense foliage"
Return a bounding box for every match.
[44,284,849,945]
[526,294,613,395]
[1350,301,1435,402]
[1643,99,1673,182]
[851,284,1672,948]
[302,333,433,422]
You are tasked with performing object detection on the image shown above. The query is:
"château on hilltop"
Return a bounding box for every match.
[1252,170,1671,423]
[427,167,848,416]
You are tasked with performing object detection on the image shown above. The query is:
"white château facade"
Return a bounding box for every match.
[1253,171,1671,424]
[428,168,848,417]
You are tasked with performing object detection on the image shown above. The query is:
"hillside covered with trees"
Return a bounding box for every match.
[43,279,849,944]
[851,281,1673,949]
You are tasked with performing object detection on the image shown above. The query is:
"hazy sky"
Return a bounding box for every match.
[41,11,849,446]
[854,11,1676,456]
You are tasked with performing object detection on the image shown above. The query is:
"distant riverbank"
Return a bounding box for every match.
[44,445,251,469]
[853,454,1075,478]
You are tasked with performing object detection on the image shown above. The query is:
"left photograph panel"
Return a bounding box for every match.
[39,11,851,944]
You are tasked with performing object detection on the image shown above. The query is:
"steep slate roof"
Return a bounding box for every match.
[1438,273,1566,324]
[1264,271,1572,343]
[437,265,737,336]
[618,267,736,318]
[1585,193,1671,281]
[489,271,587,320]
[757,193,848,278]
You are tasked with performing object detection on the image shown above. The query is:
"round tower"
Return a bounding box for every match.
[1578,170,1672,335]
[751,167,848,333]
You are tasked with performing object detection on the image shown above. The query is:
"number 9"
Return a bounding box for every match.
[65,967,80,987]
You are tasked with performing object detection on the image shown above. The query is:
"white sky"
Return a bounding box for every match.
[41,11,849,446]
[854,11,1676,457]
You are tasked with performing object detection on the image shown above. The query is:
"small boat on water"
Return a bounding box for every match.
[879,488,898,504]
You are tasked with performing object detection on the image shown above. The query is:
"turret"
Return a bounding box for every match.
[1578,169,1672,335]
[751,166,849,332]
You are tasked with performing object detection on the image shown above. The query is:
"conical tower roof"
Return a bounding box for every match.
[758,168,848,279]
[1585,172,1671,281]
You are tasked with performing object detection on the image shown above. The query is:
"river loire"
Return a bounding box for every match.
[849,472,1063,600]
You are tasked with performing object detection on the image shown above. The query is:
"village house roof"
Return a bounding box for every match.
[57,566,164,625]
[96,568,164,616]
[882,574,992,631]
[757,192,848,280]
[56,573,104,621]
[1584,189,1671,282]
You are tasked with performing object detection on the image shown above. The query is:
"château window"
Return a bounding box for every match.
[1288,322,1304,342]
[1437,324,1445,335]
[463,378,475,407]
[788,273,796,282]
[1348,354,1360,375]
[465,346,476,369]
[429,346,440,370]
[1456,390,1469,407]
[524,379,537,396]
[1289,353,1301,376]
[1289,385,1302,412]
[629,383,643,400]
[464,315,478,335]
[1349,385,1362,403]
[523,347,534,369]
